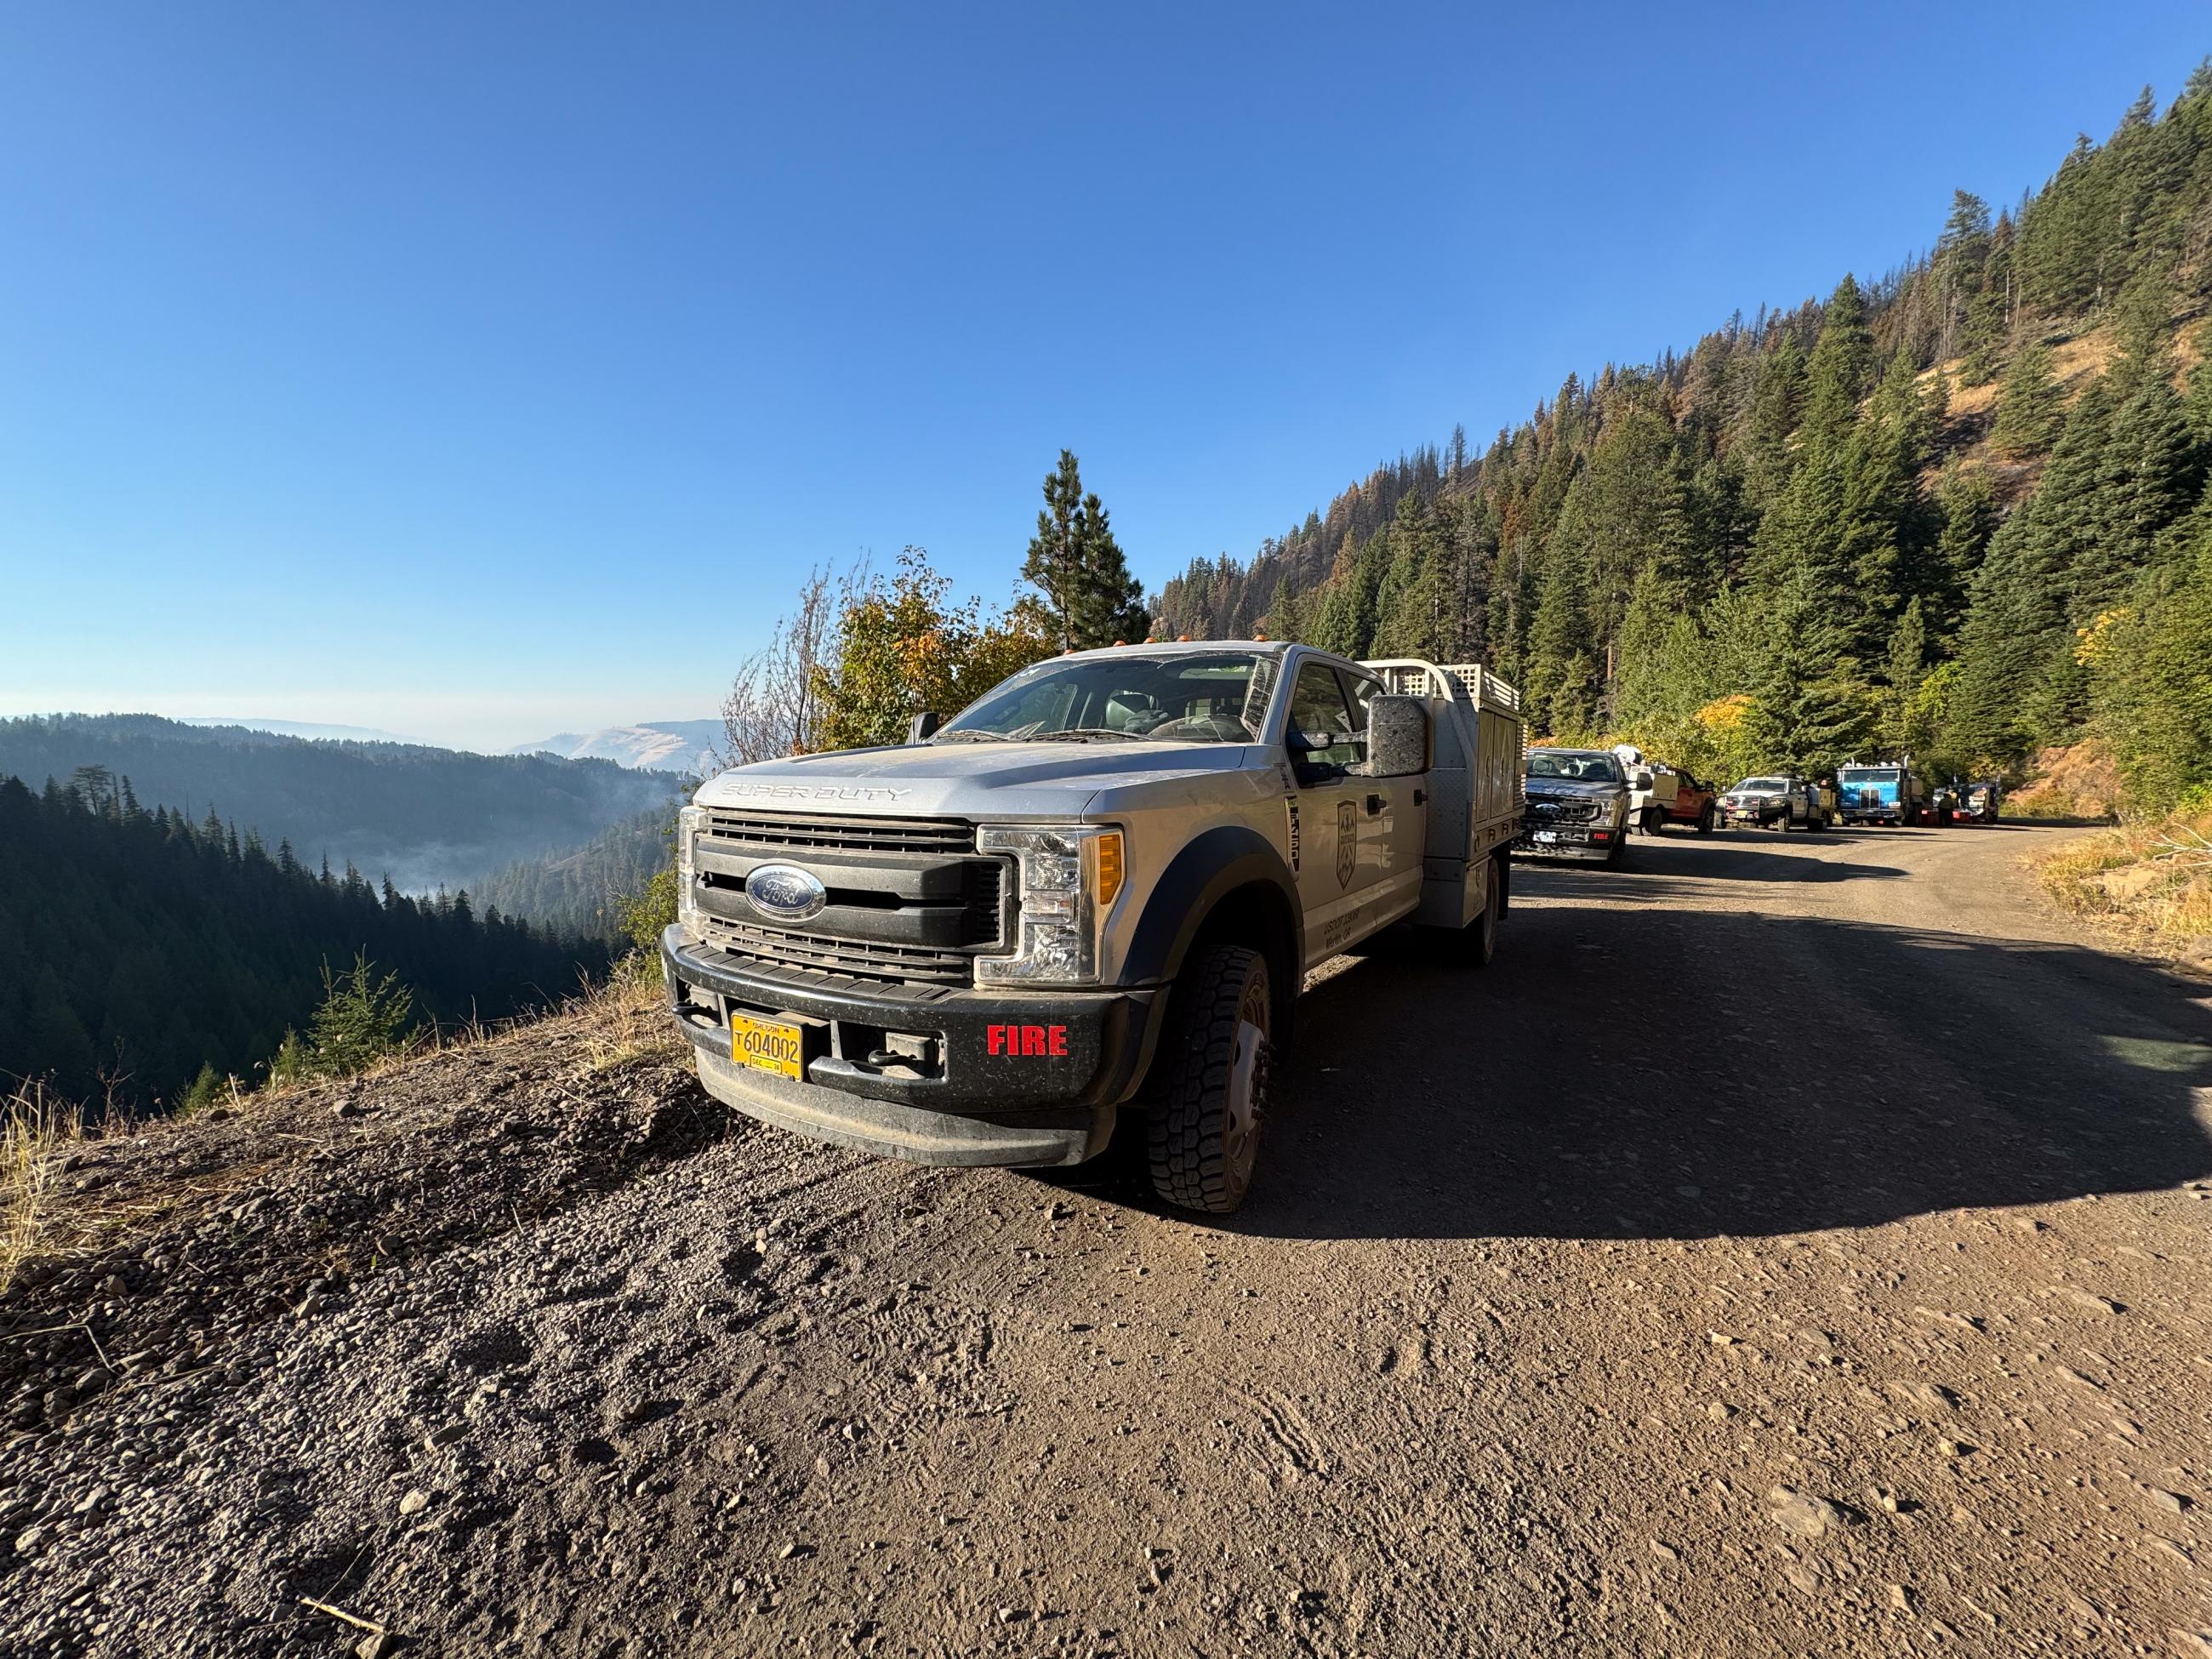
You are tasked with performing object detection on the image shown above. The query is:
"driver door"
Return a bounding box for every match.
[1286,659,1374,966]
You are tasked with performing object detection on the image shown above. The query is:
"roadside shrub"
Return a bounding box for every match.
[268,955,419,1083]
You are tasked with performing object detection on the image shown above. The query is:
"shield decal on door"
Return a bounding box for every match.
[1335,800,1356,888]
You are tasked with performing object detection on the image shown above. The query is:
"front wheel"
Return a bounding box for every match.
[1696,803,1715,835]
[1148,944,1274,1215]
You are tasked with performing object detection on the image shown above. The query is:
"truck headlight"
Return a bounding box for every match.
[977,824,1124,986]
[676,804,708,936]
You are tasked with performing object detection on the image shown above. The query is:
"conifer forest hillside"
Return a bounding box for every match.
[0,772,611,1113]
[1155,70,2212,813]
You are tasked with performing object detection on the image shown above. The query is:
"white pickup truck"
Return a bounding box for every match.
[663,641,1524,1213]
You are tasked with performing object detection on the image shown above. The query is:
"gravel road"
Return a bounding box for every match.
[4,821,2209,1657]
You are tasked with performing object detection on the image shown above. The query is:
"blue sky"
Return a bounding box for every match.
[3,3,2205,750]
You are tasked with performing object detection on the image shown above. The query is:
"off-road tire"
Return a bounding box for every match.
[1457,868,1501,966]
[1147,944,1273,1216]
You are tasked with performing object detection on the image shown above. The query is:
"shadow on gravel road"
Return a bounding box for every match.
[1584,841,1909,884]
[1213,898,2212,1242]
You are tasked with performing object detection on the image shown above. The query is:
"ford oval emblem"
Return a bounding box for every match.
[745,863,827,922]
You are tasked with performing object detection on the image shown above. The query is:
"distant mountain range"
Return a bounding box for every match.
[181,715,432,746]
[508,720,722,775]
[0,714,679,892]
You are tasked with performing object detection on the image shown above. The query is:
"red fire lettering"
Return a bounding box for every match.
[987,1023,1072,1058]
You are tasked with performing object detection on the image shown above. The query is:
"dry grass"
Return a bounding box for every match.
[574,972,685,1075]
[1926,328,2116,424]
[2,1082,83,1294]
[2036,810,2212,972]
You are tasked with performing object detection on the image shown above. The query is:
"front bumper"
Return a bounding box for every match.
[1513,825,1617,861]
[662,926,1162,1168]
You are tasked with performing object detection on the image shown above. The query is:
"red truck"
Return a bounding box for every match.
[1626,759,1719,835]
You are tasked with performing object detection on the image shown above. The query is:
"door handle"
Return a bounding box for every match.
[1365,794,1385,815]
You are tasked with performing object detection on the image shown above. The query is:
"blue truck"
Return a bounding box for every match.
[1835,759,1930,827]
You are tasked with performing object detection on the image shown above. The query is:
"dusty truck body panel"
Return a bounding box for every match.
[1365,659,1525,930]
[661,641,1523,1212]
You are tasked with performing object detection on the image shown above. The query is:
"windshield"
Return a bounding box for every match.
[1838,767,1898,784]
[1526,751,1623,784]
[1734,778,1788,792]
[938,651,1275,744]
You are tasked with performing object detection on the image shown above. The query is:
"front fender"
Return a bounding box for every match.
[1118,825,1303,988]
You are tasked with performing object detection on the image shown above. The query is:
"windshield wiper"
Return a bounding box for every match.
[1024,727,1144,743]
[930,729,1012,744]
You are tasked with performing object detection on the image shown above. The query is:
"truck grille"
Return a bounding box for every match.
[1526,795,1601,824]
[699,915,973,989]
[704,811,975,856]
[691,809,1003,992]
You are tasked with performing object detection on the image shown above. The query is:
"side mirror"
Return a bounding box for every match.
[908,710,941,744]
[1365,695,1429,778]
[1630,768,1655,790]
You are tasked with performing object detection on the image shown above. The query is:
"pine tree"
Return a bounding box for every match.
[1021,450,1148,649]
[1927,464,1998,637]
[1750,562,1879,772]
[2079,375,2202,614]
[1990,341,2067,458]
[2106,274,2175,401]
[1800,276,1876,452]
[1740,332,1807,508]
[1371,493,1444,658]
[1524,546,1593,735]
[1882,597,1930,752]
[1263,583,1312,644]
[1936,191,1993,362]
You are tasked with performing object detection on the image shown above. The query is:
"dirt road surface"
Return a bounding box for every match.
[4,822,2210,1656]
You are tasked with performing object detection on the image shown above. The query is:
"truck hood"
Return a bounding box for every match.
[1525,778,1623,800]
[696,740,1266,820]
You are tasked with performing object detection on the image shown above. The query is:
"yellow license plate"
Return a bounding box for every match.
[729,1012,805,1080]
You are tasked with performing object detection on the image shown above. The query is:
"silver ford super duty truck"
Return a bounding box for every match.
[663,641,1524,1213]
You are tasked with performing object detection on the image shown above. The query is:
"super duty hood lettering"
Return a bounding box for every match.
[722,784,914,802]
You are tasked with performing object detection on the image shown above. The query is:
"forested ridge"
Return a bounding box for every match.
[0,771,610,1113]
[0,715,677,892]
[1155,69,2212,810]
[465,807,673,942]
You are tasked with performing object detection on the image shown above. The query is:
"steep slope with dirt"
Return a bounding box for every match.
[3,823,2209,1657]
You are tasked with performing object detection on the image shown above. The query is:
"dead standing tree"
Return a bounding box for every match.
[719,562,859,766]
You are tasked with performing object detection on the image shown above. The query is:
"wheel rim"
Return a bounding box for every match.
[1223,972,1269,1184]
